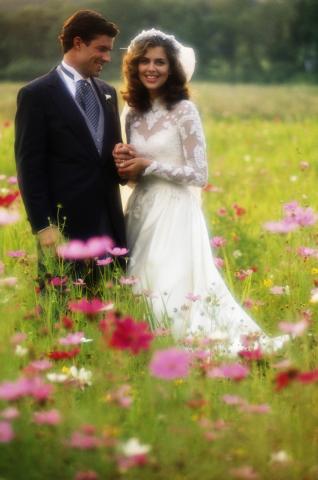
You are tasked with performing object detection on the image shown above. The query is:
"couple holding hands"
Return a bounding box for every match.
[15,9,288,352]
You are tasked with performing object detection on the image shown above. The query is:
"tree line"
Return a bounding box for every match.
[0,0,317,83]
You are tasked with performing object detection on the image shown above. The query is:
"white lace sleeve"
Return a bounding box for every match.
[143,100,208,187]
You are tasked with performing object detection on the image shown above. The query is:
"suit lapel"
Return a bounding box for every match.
[47,69,100,161]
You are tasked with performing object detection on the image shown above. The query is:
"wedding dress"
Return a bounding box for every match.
[123,99,288,354]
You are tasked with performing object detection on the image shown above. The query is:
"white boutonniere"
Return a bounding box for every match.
[105,94,112,101]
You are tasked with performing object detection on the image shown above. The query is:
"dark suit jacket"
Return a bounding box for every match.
[15,68,126,247]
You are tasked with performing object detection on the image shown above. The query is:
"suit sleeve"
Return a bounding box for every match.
[15,86,54,233]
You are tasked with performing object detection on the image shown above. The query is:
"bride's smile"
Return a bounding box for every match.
[138,46,170,96]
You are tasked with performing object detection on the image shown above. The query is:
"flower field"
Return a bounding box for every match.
[0,82,318,479]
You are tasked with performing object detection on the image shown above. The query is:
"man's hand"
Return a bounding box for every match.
[37,225,60,251]
[117,157,151,180]
[113,143,136,163]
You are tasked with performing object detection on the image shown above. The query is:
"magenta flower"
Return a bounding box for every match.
[263,219,298,234]
[108,316,153,354]
[50,276,68,287]
[57,236,113,260]
[68,298,113,316]
[33,409,62,425]
[208,363,250,381]
[0,421,14,443]
[0,377,53,402]
[211,236,227,248]
[278,319,309,337]
[149,347,191,380]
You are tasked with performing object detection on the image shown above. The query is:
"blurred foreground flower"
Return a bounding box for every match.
[57,236,113,260]
[59,332,92,345]
[33,409,62,425]
[230,465,260,479]
[208,363,250,381]
[117,438,151,472]
[101,314,153,355]
[68,298,113,316]
[0,208,20,226]
[0,191,19,207]
[149,347,191,380]
[278,319,309,337]
[0,421,14,443]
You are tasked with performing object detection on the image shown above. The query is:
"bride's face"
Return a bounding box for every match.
[138,46,170,95]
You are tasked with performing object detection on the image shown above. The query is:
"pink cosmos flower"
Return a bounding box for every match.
[222,394,246,406]
[278,319,309,337]
[57,236,113,260]
[299,161,309,170]
[214,257,224,268]
[208,363,250,381]
[68,298,113,316]
[108,247,129,256]
[235,269,253,281]
[0,277,18,287]
[217,207,228,216]
[269,285,289,295]
[0,407,20,421]
[263,219,298,234]
[33,409,62,425]
[59,332,85,345]
[297,246,318,258]
[7,250,26,258]
[7,176,18,184]
[233,203,246,216]
[24,359,53,374]
[149,347,191,380]
[230,465,260,479]
[0,209,20,226]
[0,421,14,443]
[96,257,113,266]
[69,431,101,450]
[119,276,138,285]
[211,236,227,248]
[107,384,133,408]
[239,403,271,414]
[186,292,201,302]
[74,471,99,480]
[10,332,27,346]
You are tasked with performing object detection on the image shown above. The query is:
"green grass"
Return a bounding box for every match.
[0,82,318,479]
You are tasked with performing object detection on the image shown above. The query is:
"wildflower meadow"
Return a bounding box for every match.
[0,82,318,479]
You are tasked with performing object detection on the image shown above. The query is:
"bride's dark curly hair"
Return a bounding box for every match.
[121,35,189,112]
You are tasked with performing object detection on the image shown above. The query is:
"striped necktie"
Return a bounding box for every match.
[60,64,100,132]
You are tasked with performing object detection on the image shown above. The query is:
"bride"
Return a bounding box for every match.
[113,29,288,354]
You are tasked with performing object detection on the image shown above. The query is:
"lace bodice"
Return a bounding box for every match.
[125,99,208,187]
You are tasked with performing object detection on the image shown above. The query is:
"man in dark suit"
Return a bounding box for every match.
[15,10,126,285]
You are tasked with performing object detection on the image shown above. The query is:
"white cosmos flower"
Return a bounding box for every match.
[119,437,151,457]
[69,366,92,386]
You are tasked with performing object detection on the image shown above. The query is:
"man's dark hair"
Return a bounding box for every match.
[59,10,119,53]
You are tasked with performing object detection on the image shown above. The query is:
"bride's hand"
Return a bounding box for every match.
[113,143,136,167]
[117,157,151,179]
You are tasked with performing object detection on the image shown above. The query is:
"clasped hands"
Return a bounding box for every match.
[113,143,150,181]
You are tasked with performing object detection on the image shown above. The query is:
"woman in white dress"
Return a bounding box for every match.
[114,29,288,354]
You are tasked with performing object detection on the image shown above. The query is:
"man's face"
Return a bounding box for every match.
[75,34,114,77]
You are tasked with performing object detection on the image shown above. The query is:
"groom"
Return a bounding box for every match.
[15,10,126,283]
